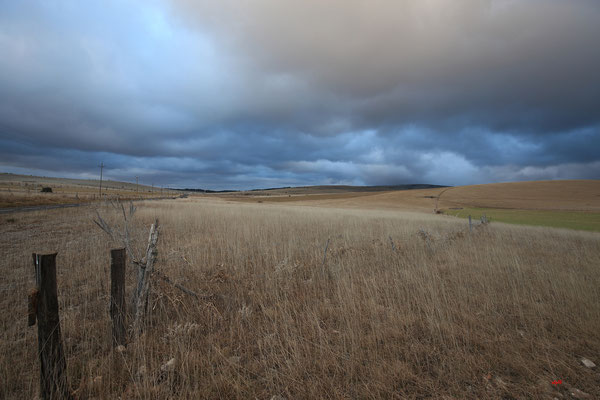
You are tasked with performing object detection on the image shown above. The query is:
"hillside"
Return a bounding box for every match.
[227,180,600,231]
[254,180,600,213]
[438,180,600,211]
[0,173,177,208]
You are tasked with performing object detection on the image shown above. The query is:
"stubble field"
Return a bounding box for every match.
[1,197,599,399]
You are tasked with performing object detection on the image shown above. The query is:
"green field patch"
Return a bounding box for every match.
[444,207,600,232]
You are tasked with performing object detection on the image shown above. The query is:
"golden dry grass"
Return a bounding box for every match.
[254,180,600,214]
[0,173,179,208]
[437,180,600,212]
[279,188,446,212]
[226,192,381,204]
[222,188,448,213]
[241,180,600,231]
[217,185,438,197]
[1,197,599,399]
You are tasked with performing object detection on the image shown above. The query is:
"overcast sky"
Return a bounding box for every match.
[1,0,599,189]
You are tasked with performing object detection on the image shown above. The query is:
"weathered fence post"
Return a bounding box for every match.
[31,253,72,400]
[469,215,472,233]
[133,219,160,336]
[110,248,127,346]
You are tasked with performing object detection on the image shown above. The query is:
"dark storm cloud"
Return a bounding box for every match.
[172,0,600,132]
[0,0,599,189]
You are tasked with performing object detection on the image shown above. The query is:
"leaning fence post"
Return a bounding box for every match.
[469,215,472,233]
[133,219,160,336]
[110,248,127,346]
[30,253,72,400]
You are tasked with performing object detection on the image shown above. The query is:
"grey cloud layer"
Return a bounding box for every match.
[173,0,600,131]
[0,0,599,188]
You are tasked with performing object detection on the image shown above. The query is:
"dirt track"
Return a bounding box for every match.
[0,203,84,214]
[0,196,180,215]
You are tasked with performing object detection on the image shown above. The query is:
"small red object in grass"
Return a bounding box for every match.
[552,380,562,385]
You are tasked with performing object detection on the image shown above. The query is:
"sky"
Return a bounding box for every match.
[0,0,599,190]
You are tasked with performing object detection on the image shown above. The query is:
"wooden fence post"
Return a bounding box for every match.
[31,253,72,400]
[110,248,127,346]
[133,219,160,336]
[469,215,472,233]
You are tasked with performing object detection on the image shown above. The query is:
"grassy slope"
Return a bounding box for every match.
[439,180,600,211]
[271,180,600,231]
[226,187,447,212]
[0,173,178,208]
[446,207,600,232]
[437,180,600,232]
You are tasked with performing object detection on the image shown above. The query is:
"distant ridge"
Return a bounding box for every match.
[182,184,448,194]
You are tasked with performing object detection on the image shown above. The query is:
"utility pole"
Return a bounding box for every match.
[136,176,139,193]
[99,162,104,196]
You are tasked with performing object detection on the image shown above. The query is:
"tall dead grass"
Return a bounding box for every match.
[1,198,599,399]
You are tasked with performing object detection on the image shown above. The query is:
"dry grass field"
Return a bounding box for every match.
[437,180,600,212]
[226,180,600,211]
[218,184,443,198]
[0,173,178,208]
[223,188,447,212]
[1,196,599,399]
[230,180,600,231]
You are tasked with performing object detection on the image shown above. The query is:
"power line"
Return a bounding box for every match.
[99,162,104,196]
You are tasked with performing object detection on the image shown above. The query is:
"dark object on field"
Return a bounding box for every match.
[389,236,396,251]
[41,187,53,193]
